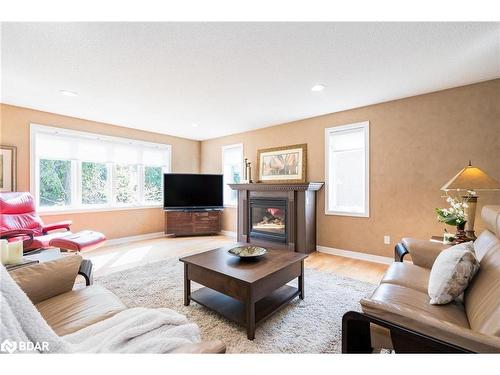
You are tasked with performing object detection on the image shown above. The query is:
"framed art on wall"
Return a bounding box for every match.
[257,144,307,183]
[0,145,17,192]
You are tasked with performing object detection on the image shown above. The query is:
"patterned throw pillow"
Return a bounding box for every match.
[428,242,480,305]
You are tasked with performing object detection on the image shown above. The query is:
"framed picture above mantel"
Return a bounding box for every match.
[256,143,307,183]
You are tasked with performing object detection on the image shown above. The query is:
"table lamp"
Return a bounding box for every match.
[441,161,500,239]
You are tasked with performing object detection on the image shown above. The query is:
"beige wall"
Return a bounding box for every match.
[201,80,500,258]
[2,80,499,255]
[0,104,200,239]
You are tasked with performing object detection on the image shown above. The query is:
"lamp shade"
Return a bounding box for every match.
[441,162,500,191]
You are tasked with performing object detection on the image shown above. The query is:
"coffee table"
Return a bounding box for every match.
[180,243,307,340]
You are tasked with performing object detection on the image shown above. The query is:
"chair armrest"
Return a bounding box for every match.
[9,254,83,304]
[401,238,450,269]
[0,229,35,249]
[78,258,93,286]
[171,340,226,353]
[42,220,72,234]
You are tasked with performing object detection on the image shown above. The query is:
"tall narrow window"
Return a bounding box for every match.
[325,121,369,217]
[31,124,171,212]
[222,144,243,206]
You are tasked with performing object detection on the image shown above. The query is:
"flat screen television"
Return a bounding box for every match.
[163,173,223,210]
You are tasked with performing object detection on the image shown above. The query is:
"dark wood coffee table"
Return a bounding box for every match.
[180,243,307,340]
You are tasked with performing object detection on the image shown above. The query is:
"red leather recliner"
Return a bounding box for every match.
[0,192,106,252]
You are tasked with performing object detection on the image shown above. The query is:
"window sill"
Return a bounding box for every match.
[223,204,237,208]
[39,205,163,216]
[324,210,369,218]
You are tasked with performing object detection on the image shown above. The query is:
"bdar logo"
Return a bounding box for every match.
[1,339,17,353]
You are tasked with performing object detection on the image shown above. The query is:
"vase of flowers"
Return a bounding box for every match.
[435,196,469,243]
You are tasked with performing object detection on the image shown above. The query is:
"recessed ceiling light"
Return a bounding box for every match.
[311,84,325,92]
[192,123,199,128]
[59,89,78,97]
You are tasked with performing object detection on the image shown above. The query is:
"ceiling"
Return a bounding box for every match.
[1,22,499,140]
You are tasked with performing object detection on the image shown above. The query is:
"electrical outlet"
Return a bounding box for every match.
[384,235,391,245]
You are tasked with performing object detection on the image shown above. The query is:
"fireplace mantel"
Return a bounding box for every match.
[229,182,324,254]
[228,182,323,192]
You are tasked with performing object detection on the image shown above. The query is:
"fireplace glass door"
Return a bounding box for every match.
[249,199,287,243]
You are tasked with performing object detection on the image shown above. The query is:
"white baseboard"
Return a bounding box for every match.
[316,245,393,265]
[221,230,237,238]
[104,232,165,247]
[102,231,393,265]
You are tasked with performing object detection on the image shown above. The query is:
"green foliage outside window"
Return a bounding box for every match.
[115,164,138,204]
[39,160,163,208]
[82,162,108,205]
[144,166,162,203]
[39,159,71,206]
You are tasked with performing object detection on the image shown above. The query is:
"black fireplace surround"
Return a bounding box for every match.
[249,198,287,243]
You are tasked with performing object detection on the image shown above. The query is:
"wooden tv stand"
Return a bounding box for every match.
[164,210,222,236]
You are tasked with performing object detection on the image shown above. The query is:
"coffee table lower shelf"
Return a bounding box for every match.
[190,284,299,328]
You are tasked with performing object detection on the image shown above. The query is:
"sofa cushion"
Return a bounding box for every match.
[361,283,500,352]
[473,229,500,261]
[10,255,82,305]
[361,284,500,353]
[362,283,469,329]
[381,262,430,293]
[481,205,500,237]
[402,237,449,269]
[428,242,479,305]
[36,285,126,336]
[465,243,500,337]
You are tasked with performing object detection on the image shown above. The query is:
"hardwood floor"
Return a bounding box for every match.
[83,235,388,283]
[304,252,388,284]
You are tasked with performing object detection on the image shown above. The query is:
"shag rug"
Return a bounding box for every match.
[96,258,375,353]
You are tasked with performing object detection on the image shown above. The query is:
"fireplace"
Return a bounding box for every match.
[249,198,287,243]
[229,182,324,253]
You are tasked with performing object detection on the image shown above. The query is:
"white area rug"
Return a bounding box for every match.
[97,258,375,353]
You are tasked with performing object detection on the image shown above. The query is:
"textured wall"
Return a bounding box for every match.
[200,79,500,257]
[0,104,200,239]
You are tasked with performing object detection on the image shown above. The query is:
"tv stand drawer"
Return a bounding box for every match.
[165,211,221,236]
[194,211,219,222]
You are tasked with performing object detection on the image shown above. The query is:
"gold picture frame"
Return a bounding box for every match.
[0,145,17,192]
[257,144,307,183]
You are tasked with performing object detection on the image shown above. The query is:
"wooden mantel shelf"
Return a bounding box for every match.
[228,182,324,192]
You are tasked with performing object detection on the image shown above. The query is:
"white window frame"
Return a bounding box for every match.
[221,143,243,207]
[325,121,370,217]
[30,124,172,214]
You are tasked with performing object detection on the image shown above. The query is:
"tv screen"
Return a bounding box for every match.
[163,173,223,209]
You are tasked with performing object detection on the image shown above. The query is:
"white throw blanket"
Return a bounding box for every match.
[65,307,200,353]
[0,265,200,353]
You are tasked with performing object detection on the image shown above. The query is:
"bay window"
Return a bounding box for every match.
[31,124,171,212]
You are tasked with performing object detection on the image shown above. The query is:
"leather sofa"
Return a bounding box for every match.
[9,255,226,353]
[342,205,500,353]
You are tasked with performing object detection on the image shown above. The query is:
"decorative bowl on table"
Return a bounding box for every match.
[228,245,268,259]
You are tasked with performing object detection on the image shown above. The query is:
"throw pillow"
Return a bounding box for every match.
[428,241,479,305]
